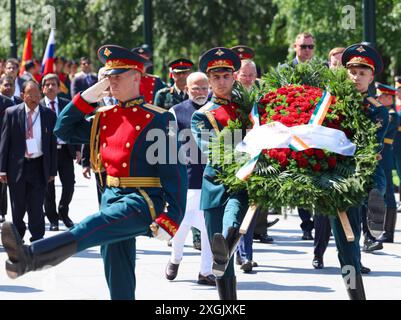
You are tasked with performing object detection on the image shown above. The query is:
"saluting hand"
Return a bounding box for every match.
[81,78,110,103]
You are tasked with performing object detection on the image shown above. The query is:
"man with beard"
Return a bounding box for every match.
[165,72,215,286]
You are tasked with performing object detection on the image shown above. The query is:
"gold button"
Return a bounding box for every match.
[102,125,107,130]
[126,142,131,148]
[103,113,106,117]
[136,125,141,131]
[103,143,107,148]
[122,162,127,168]
[146,114,150,118]
[105,162,108,167]
[132,108,138,112]
[150,91,153,94]
[114,108,118,113]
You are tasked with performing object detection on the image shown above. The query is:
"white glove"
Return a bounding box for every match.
[81,78,110,103]
[150,222,172,242]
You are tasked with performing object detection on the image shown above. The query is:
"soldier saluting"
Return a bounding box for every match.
[1,45,188,300]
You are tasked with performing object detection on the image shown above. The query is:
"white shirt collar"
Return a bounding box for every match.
[44,96,59,105]
[174,84,184,95]
[24,104,40,114]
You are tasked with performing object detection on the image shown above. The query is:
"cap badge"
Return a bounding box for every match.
[215,49,224,56]
[356,46,366,53]
[104,48,112,57]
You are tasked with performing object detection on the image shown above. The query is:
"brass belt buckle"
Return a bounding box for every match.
[109,176,120,187]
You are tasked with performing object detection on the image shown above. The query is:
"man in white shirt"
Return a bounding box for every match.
[0,80,57,242]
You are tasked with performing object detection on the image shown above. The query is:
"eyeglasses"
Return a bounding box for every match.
[299,44,314,50]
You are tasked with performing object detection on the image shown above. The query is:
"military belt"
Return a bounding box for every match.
[106,176,162,188]
[384,138,394,145]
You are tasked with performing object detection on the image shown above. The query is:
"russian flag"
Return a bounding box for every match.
[41,29,55,75]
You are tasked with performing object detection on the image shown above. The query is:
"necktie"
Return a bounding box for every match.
[26,110,34,139]
[86,74,93,86]
[108,97,114,106]
[50,100,56,113]
[26,110,34,156]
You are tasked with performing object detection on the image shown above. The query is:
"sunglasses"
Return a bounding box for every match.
[299,44,314,50]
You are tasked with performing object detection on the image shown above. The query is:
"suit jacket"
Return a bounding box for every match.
[0,103,57,184]
[12,96,24,105]
[0,95,15,125]
[70,72,98,97]
[40,96,80,158]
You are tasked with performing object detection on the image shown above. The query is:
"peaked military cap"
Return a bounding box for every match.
[199,47,241,73]
[98,44,148,75]
[131,45,152,59]
[342,43,383,75]
[375,82,396,96]
[230,45,255,60]
[168,58,194,73]
[395,76,401,89]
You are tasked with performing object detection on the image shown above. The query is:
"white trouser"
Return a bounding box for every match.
[170,189,213,275]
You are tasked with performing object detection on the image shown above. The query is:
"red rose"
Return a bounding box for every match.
[315,149,325,159]
[297,157,309,168]
[327,156,337,169]
[304,149,314,157]
[312,163,321,172]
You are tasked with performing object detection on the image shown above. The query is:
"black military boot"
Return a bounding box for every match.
[1,222,77,279]
[377,208,397,243]
[345,274,366,300]
[216,276,237,300]
[367,189,386,237]
[211,227,242,277]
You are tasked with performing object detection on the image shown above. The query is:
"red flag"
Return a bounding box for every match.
[19,28,33,76]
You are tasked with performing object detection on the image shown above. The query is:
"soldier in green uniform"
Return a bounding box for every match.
[1,45,188,300]
[392,76,401,205]
[335,43,388,299]
[154,58,194,110]
[375,83,399,244]
[191,47,247,300]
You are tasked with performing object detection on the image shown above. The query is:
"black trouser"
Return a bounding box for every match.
[0,182,7,216]
[8,157,46,242]
[313,214,331,258]
[254,207,268,235]
[298,208,314,232]
[44,145,75,224]
[360,205,374,239]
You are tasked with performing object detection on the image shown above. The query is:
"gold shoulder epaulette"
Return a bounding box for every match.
[367,97,383,108]
[143,103,167,114]
[96,105,116,113]
[198,101,214,113]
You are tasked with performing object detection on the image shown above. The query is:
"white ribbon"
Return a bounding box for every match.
[236,122,356,159]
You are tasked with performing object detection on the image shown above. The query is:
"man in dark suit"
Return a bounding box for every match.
[0,75,24,105]
[70,57,97,97]
[3,58,26,98]
[41,74,80,230]
[0,92,15,223]
[0,81,57,242]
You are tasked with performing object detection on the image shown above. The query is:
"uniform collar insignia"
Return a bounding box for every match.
[119,96,145,108]
[212,96,230,105]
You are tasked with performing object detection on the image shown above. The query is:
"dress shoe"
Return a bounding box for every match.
[361,264,371,274]
[255,233,274,243]
[312,256,324,269]
[240,260,253,273]
[0,215,5,223]
[193,240,201,251]
[61,216,74,228]
[197,273,216,286]
[362,238,383,252]
[302,231,314,240]
[49,223,59,231]
[167,239,172,247]
[165,260,180,280]
[251,261,258,267]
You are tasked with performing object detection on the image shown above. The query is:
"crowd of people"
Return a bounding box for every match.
[0,32,399,301]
